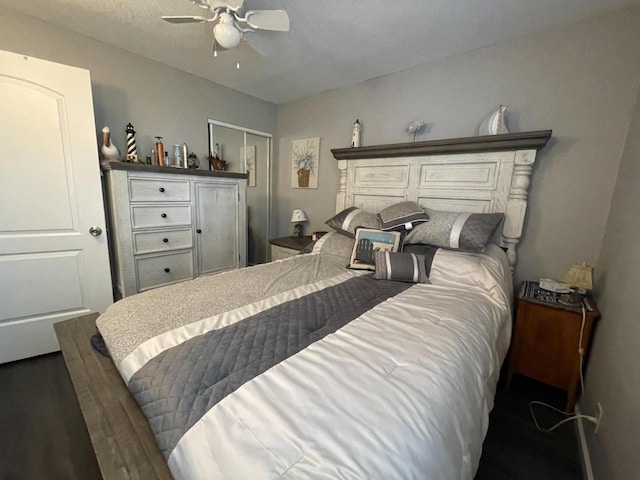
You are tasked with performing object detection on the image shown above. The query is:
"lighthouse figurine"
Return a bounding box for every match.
[126,123,139,162]
[351,118,361,148]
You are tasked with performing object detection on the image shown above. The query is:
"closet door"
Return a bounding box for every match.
[0,51,113,363]
[208,120,272,266]
[194,179,247,276]
[245,133,271,265]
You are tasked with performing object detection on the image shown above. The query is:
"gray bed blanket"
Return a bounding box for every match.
[97,232,355,368]
[129,275,411,458]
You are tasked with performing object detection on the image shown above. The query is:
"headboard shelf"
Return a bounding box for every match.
[331,130,552,160]
[331,130,552,272]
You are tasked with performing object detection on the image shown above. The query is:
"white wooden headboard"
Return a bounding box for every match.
[331,131,552,271]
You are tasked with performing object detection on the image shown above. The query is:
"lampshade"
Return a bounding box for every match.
[290,209,308,223]
[562,262,593,291]
[213,13,242,49]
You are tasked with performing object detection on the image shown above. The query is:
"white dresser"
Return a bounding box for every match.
[102,163,247,298]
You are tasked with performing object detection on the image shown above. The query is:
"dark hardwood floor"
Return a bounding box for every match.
[0,353,583,480]
[476,375,584,480]
[0,353,101,480]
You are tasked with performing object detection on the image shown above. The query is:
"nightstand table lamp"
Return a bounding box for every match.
[290,208,308,238]
[562,262,593,294]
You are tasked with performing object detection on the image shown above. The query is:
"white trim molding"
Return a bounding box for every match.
[575,404,595,480]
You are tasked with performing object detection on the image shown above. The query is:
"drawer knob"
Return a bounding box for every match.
[196,229,202,234]
[161,213,167,218]
[163,238,169,243]
[164,268,170,273]
[159,187,165,193]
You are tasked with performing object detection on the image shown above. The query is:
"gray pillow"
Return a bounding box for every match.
[376,201,429,231]
[402,244,440,274]
[373,251,430,283]
[325,207,379,237]
[405,208,503,252]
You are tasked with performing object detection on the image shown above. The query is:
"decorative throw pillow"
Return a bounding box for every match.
[405,208,503,252]
[325,207,379,237]
[347,228,402,270]
[376,201,429,231]
[373,251,430,284]
[402,244,440,275]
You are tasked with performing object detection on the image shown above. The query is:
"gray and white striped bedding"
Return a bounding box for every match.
[97,231,513,480]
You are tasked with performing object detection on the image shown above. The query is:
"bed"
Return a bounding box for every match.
[57,131,551,480]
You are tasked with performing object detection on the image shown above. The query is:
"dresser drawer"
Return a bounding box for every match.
[133,228,192,255]
[136,251,194,291]
[131,205,192,229]
[129,178,190,202]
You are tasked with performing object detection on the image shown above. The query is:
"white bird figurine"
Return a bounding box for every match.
[101,126,120,162]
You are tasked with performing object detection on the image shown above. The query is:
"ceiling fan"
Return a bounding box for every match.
[162,0,290,55]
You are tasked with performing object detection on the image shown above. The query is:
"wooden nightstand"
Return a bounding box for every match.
[506,281,600,412]
[269,236,313,261]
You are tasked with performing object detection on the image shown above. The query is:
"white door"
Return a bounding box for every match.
[0,50,113,363]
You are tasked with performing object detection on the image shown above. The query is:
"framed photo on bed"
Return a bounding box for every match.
[348,228,402,270]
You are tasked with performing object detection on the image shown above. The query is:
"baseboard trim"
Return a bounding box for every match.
[575,404,595,480]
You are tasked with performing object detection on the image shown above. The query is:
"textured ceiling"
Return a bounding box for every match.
[2,0,639,104]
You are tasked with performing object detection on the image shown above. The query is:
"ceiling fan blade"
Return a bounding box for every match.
[244,10,290,32]
[205,0,231,9]
[162,15,209,24]
[189,0,211,8]
[244,34,270,56]
[222,0,245,12]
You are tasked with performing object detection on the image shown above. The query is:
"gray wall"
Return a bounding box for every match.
[583,83,640,480]
[0,7,277,167]
[275,8,640,284]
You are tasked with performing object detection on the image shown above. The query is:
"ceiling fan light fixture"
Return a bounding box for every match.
[213,15,242,49]
[162,1,290,59]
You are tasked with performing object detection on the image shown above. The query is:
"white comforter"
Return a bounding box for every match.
[100,236,512,480]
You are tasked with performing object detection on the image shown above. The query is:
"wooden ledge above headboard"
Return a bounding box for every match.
[331,130,552,160]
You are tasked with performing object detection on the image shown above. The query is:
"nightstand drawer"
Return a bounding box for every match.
[510,303,581,389]
[131,205,192,229]
[128,178,190,202]
[271,244,299,261]
[133,228,192,254]
[269,236,313,262]
[136,251,194,291]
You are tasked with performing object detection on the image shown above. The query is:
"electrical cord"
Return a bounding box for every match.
[529,302,600,432]
[529,401,597,432]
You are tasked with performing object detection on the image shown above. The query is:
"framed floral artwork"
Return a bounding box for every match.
[291,137,319,189]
